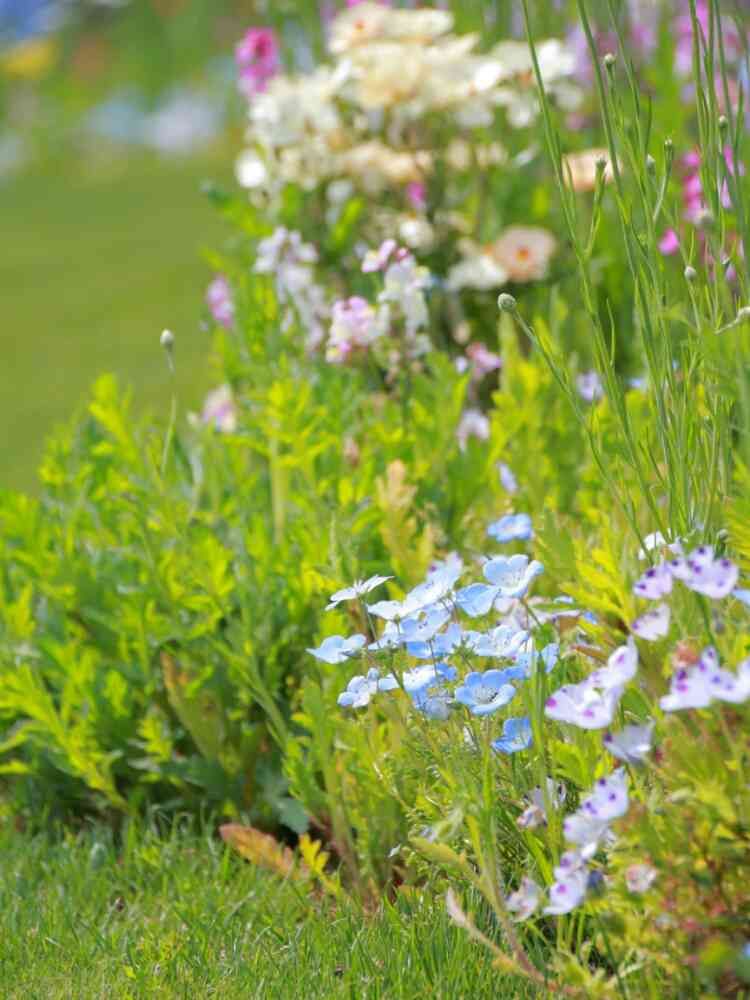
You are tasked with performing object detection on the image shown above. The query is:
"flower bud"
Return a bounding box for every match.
[603,52,616,69]
[718,114,729,132]
[160,329,175,350]
[497,292,517,313]
[684,265,697,282]
[646,154,656,175]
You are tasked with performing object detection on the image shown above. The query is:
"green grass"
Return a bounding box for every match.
[0,822,538,999]
[0,152,231,493]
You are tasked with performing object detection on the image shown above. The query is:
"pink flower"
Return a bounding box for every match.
[236,28,279,98]
[406,181,427,212]
[658,229,680,256]
[465,342,502,380]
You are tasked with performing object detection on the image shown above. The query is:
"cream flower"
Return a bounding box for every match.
[337,141,431,193]
[329,3,453,55]
[490,226,557,283]
[562,148,613,192]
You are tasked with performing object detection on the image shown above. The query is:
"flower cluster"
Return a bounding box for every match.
[308,522,568,746]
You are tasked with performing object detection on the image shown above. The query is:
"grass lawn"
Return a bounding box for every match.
[0,151,231,493]
[0,822,539,999]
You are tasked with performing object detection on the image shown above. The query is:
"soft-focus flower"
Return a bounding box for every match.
[562,809,610,859]
[308,633,367,664]
[638,532,683,560]
[633,561,673,600]
[411,682,452,720]
[603,722,654,764]
[587,639,639,690]
[658,228,680,256]
[236,27,280,98]
[326,574,392,610]
[576,369,603,402]
[326,296,385,363]
[487,513,533,543]
[517,779,566,829]
[675,546,739,599]
[505,876,542,921]
[472,625,529,659]
[456,409,490,450]
[514,640,559,677]
[562,148,613,191]
[200,384,237,433]
[455,670,517,716]
[446,245,508,291]
[631,602,670,640]
[491,226,557,283]
[362,238,397,273]
[544,866,589,915]
[625,863,658,893]
[659,649,718,712]
[381,661,458,695]
[579,769,629,823]
[338,667,381,707]
[498,462,518,494]
[492,716,532,753]
[206,275,235,330]
[465,341,502,380]
[545,679,623,730]
[329,2,452,55]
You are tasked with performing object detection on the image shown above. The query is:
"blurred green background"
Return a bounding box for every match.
[0,1,274,491]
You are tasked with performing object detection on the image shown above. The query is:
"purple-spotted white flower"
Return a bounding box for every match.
[603,722,654,764]
[545,680,623,730]
[544,865,589,915]
[506,876,542,921]
[631,603,670,640]
[308,633,366,664]
[562,811,611,860]
[659,648,718,711]
[587,638,639,690]
[326,574,392,610]
[579,769,629,823]
[633,561,673,600]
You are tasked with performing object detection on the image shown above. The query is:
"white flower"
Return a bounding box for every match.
[603,722,654,764]
[490,226,557,282]
[505,877,542,921]
[625,863,658,893]
[631,603,670,641]
[326,575,392,610]
[544,867,589,915]
[562,148,613,192]
[587,638,639,690]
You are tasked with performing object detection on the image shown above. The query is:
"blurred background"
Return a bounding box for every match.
[0,0,320,491]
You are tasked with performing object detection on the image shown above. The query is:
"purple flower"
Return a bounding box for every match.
[659,228,680,256]
[579,769,629,823]
[576,370,603,402]
[587,638,639,690]
[206,275,235,329]
[545,680,623,730]
[544,866,589,915]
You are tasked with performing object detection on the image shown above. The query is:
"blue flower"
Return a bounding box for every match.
[488,513,533,543]
[378,661,457,695]
[455,670,517,716]
[484,555,544,599]
[492,716,532,754]
[307,633,366,664]
[514,641,559,677]
[411,684,452,720]
[338,669,381,708]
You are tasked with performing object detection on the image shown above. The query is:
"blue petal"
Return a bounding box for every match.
[455,583,499,617]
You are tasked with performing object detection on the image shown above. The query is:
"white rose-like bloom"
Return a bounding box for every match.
[490,226,557,283]
[329,3,453,55]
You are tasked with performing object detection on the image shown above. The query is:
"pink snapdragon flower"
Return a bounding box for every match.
[236,28,280,98]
